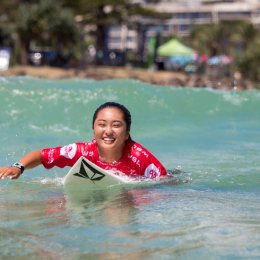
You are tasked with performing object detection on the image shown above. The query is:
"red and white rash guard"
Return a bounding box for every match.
[41,138,167,179]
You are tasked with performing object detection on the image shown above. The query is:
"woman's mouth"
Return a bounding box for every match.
[103,137,115,144]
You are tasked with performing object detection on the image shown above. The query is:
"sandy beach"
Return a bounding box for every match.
[0,65,258,90]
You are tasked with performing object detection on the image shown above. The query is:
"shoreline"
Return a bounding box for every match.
[1,65,258,90]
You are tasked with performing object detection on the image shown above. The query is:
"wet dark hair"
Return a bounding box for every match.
[92,102,132,131]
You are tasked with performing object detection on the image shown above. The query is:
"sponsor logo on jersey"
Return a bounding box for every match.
[144,163,160,178]
[60,143,77,159]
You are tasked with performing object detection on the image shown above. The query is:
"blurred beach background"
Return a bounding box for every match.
[1,1,260,259]
[0,0,260,89]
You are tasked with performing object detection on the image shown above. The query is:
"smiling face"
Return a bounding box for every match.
[93,107,130,161]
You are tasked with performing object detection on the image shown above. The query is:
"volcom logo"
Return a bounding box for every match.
[73,158,105,182]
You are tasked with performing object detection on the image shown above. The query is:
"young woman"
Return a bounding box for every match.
[0,102,167,180]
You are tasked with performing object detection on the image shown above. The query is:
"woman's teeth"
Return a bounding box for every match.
[103,137,115,143]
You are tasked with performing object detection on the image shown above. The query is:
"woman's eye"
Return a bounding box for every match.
[98,123,106,128]
[113,124,121,128]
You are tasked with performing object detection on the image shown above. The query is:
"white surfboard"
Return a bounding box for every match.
[63,156,175,192]
[63,156,131,192]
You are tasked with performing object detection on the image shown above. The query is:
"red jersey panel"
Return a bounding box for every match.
[41,139,167,178]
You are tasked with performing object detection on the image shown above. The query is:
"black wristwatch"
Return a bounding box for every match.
[12,162,25,174]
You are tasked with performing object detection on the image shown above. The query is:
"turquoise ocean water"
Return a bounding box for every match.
[0,77,259,259]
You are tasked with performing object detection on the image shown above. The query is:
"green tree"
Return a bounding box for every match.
[189,20,258,57]
[189,20,260,81]
[235,37,260,82]
[189,23,219,56]
[0,24,13,47]
[16,0,80,64]
[0,0,168,65]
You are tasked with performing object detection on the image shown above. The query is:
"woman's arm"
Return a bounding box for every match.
[0,150,42,180]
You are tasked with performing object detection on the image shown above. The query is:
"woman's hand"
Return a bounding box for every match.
[0,166,23,180]
[0,150,42,180]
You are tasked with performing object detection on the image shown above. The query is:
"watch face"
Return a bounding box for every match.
[13,162,24,173]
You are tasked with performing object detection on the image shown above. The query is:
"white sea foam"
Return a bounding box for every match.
[12,89,36,96]
[40,177,64,186]
[48,124,79,134]
[222,91,248,106]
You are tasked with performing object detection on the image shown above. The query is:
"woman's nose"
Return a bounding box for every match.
[105,126,112,134]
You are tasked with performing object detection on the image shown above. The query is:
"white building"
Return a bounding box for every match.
[109,0,260,52]
[145,0,260,36]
